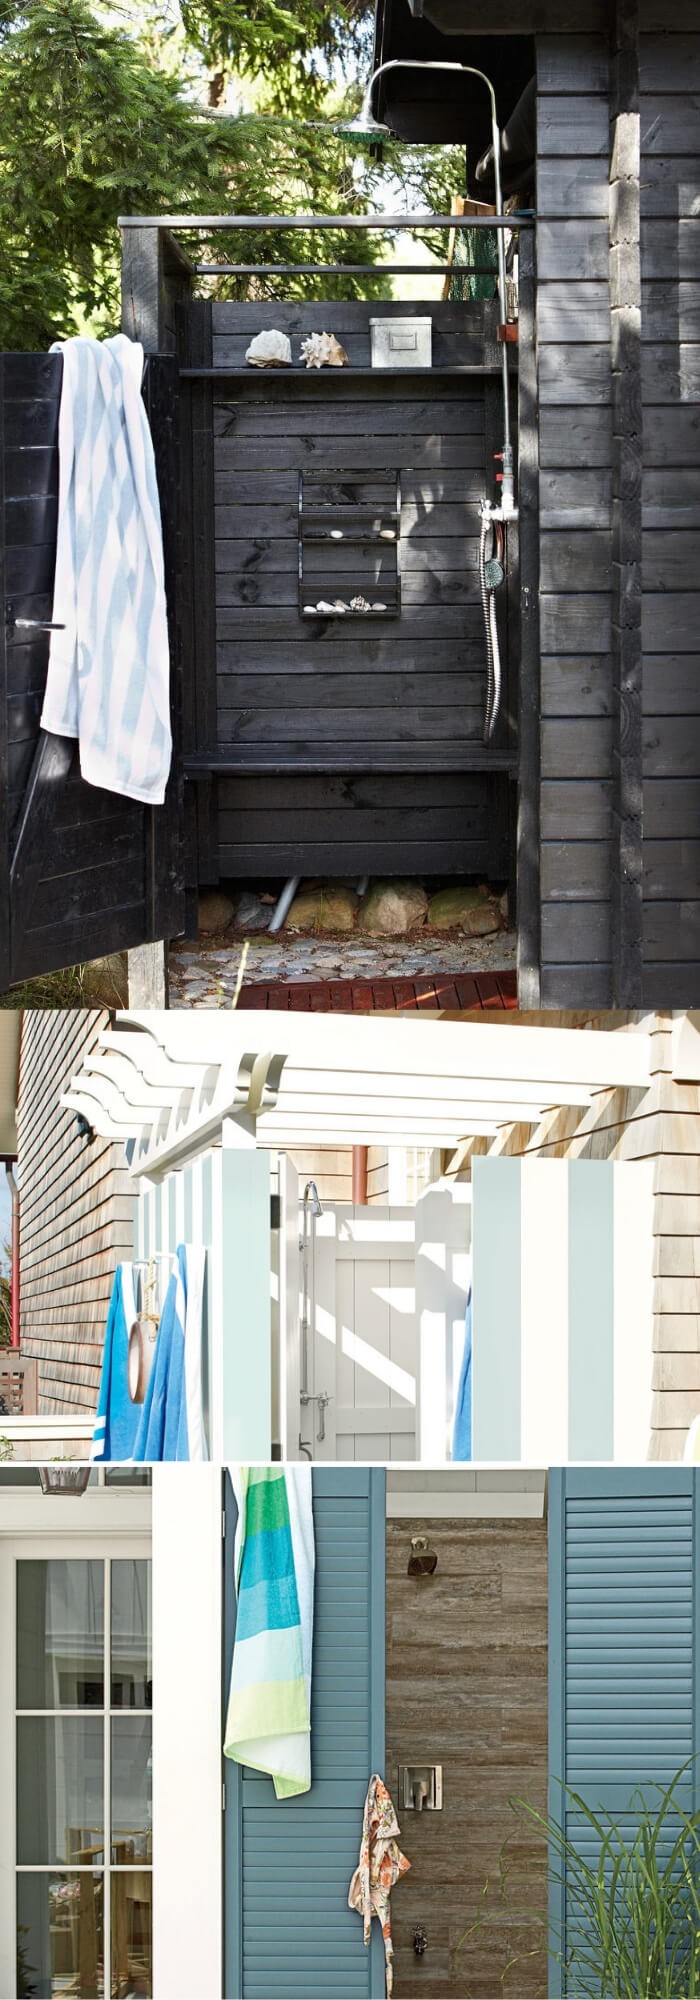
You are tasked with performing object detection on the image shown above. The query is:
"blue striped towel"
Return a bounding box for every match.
[224,1466,314,1797]
[41,334,171,804]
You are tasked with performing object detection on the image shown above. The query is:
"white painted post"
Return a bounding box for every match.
[415,1181,471,1462]
[152,1465,222,2000]
[214,1118,273,1461]
[278,1153,300,1461]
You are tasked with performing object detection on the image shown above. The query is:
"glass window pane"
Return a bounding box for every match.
[17,1870,104,1998]
[111,1718,152,1863]
[111,1870,152,1999]
[111,1562,152,1709]
[17,1717,104,1865]
[17,1561,104,1709]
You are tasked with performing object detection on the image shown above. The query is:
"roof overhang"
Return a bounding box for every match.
[371,0,534,147]
[62,1013,652,1177]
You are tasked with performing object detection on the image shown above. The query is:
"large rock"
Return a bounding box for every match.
[463,904,502,937]
[428,885,487,930]
[285,886,358,932]
[360,881,428,935]
[233,891,270,932]
[198,890,235,934]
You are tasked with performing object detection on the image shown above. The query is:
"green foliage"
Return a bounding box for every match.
[178,0,373,111]
[0,0,226,345]
[0,0,391,346]
[457,1768,700,1999]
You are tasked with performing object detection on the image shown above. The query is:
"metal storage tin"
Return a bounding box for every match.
[369,316,432,368]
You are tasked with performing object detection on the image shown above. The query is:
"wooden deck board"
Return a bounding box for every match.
[236,971,517,1012]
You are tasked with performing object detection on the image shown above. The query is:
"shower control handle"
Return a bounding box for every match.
[299,1389,332,1443]
[398,1764,443,1812]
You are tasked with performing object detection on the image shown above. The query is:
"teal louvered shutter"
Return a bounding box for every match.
[549,1469,700,1998]
[224,1468,386,2000]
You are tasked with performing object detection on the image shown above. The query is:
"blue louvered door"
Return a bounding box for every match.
[224,1467,386,2000]
[549,1468,700,1997]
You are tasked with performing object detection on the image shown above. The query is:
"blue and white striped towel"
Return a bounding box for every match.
[41,334,171,805]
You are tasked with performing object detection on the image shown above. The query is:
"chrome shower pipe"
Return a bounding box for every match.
[354,58,513,505]
[299,1181,323,1402]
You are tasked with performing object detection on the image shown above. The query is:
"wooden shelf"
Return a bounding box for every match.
[184,748,517,777]
[180,364,506,381]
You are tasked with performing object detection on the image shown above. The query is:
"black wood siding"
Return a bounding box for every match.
[182,299,516,884]
[640,22,700,1002]
[536,32,615,1006]
[0,352,184,988]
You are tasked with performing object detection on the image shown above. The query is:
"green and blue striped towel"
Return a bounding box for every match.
[224,1465,314,1798]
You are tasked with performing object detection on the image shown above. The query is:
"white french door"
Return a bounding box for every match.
[0,1528,152,2000]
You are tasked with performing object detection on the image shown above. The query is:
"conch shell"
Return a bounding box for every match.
[245,329,292,368]
[300,331,349,369]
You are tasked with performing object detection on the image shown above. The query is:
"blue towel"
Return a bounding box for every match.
[132,1245,192,1462]
[451,1286,472,1462]
[92,1265,140,1462]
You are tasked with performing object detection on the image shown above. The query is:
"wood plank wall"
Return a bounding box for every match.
[188,299,514,884]
[640,19,700,1000]
[385,1516,548,1998]
[17,1010,134,1413]
[536,33,614,1005]
[536,8,700,1006]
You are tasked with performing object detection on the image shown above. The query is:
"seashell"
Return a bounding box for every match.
[350,595,371,613]
[333,599,348,613]
[300,331,349,369]
[245,329,292,368]
[315,600,335,614]
[372,602,387,611]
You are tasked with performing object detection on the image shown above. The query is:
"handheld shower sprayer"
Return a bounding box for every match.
[342,56,517,741]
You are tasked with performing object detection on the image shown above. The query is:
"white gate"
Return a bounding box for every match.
[309,1205,417,1462]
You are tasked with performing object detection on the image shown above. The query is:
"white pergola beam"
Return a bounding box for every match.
[62,1013,652,1176]
[118,1011,650,1091]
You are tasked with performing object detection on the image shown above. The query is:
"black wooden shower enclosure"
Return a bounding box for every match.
[177,293,519,894]
[0,247,527,992]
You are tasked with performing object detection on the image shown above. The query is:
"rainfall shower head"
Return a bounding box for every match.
[407,1535,438,1577]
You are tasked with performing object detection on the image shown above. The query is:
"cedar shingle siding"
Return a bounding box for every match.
[18,1010,133,1413]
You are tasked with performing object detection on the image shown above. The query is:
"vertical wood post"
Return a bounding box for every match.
[216,1123,272,1461]
[122,226,179,1009]
[516,228,542,1008]
[610,0,643,1005]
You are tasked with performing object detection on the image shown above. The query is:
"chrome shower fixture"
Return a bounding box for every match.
[302,1180,324,1219]
[407,1534,438,1576]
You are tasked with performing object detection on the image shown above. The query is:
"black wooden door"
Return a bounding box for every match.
[0,351,184,990]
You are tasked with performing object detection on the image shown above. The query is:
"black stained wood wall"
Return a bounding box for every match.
[0,352,184,990]
[640,23,700,1002]
[536,32,614,1006]
[180,298,517,886]
[535,10,700,1008]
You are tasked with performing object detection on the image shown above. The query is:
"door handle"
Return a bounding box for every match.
[6,603,65,633]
